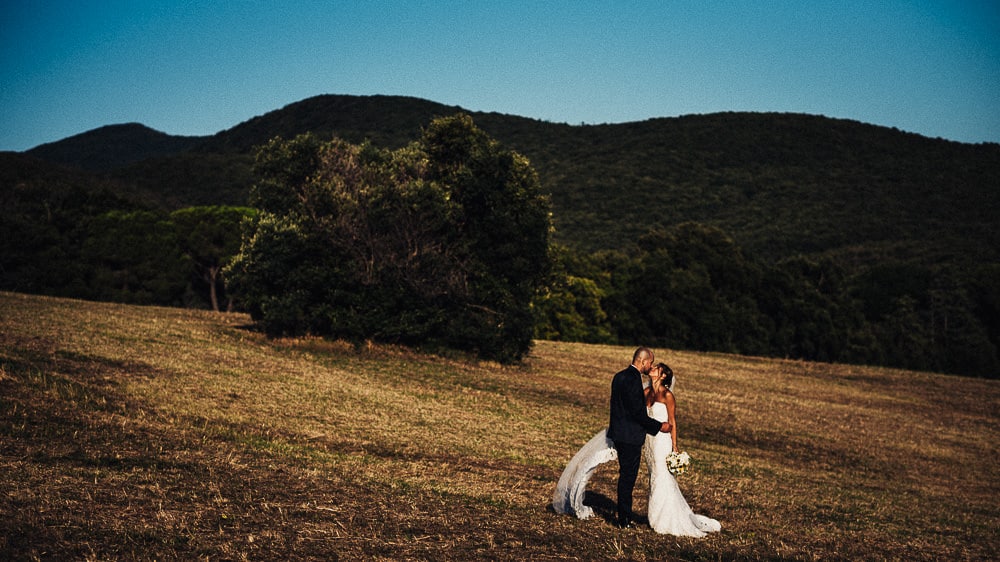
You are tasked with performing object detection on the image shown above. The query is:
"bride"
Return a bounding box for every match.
[552,362,720,536]
[643,362,720,536]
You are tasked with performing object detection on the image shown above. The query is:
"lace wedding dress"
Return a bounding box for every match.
[644,401,721,536]
[551,428,617,519]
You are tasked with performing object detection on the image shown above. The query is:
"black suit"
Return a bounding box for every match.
[608,365,663,525]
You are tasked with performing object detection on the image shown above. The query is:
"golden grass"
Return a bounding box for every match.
[1,291,997,560]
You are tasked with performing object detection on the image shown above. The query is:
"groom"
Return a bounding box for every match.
[608,347,672,529]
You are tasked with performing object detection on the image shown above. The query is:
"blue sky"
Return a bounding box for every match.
[2,1,998,151]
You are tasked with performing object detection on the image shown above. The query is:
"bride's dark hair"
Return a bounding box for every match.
[656,362,674,389]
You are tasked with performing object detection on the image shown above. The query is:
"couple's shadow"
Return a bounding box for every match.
[548,491,649,527]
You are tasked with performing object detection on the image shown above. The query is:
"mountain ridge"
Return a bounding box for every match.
[9,94,1000,267]
[22,94,996,157]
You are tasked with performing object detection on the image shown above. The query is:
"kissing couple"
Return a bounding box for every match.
[552,347,721,536]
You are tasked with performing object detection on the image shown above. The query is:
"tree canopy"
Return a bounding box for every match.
[225,114,553,363]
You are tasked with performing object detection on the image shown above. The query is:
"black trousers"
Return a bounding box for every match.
[613,440,643,523]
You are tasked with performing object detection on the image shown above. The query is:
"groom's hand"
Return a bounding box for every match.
[660,421,672,433]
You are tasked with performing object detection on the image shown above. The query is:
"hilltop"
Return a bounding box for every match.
[26,123,207,172]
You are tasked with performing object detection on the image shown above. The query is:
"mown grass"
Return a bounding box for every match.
[1,291,997,561]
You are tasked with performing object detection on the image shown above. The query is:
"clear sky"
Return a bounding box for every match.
[2,1,998,151]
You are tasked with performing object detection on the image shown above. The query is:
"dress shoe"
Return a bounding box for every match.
[614,518,635,529]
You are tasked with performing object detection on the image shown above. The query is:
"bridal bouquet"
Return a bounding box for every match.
[666,451,691,475]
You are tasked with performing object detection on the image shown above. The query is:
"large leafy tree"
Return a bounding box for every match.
[226,115,552,362]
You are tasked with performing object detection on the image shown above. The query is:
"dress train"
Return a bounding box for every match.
[551,428,617,520]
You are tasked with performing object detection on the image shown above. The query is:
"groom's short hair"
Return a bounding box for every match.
[632,347,652,364]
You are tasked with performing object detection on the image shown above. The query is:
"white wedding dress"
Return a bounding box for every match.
[644,401,721,536]
[551,428,617,520]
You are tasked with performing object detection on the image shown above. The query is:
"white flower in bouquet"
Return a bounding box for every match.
[666,451,691,475]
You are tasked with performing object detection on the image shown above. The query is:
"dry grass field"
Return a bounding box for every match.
[1,291,997,560]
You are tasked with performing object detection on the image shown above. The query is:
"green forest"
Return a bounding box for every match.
[3,95,998,376]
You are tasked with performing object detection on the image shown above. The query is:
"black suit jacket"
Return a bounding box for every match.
[608,365,663,446]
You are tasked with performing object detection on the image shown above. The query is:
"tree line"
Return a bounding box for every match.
[536,224,999,377]
[1,174,254,311]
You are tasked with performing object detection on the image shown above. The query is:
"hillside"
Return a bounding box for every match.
[2,291,997,560]
[11,94,999,268]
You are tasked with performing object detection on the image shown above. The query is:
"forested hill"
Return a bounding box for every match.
[13,94,1000,269]
[25,123,207,172]
[5,94,1000,376]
